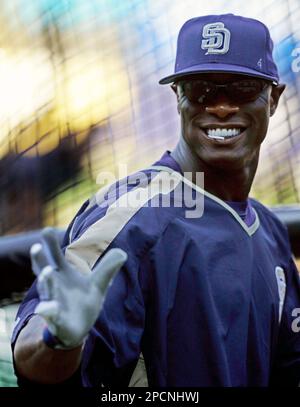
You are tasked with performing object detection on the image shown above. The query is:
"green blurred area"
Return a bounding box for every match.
[0,361,17,387]
[0,304,18,387]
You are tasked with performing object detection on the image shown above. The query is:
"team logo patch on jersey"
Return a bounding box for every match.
[275,266,286,324]
[201,22,231,55]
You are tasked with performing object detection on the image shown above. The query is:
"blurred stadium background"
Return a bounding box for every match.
[0,0,300,386]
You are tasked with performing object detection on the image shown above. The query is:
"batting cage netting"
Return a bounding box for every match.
[0,0,299,386]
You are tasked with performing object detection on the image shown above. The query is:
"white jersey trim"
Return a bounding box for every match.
[64,170,181,273]
[148,165,260,237]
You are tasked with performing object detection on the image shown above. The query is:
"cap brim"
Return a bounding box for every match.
[159,63,278,85]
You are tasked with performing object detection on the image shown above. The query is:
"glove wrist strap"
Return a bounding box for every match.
[42,327,82,350]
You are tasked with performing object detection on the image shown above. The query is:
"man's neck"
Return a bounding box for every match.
[171,138,259,202]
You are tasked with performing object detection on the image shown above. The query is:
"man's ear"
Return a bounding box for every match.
[170,84,181,114]
[171,83,177,95]
[270,83,286,116]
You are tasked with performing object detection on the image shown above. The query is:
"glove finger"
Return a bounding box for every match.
[37,266,56,300]
[34,300,59,319]
[42,227,68,271]
[92,248,127,293]
[30,243,49,277]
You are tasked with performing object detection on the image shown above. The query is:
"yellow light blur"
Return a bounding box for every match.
[0,47,132,157]
[0,48,53,155]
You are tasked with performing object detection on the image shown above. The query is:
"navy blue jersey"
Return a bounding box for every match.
[12,151,300,386]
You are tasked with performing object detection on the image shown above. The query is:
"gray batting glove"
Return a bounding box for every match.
[30,227,127,349]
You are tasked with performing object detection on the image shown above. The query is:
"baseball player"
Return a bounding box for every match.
[12,14,300,386]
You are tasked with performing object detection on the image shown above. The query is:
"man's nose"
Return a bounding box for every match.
[206,103,239,119]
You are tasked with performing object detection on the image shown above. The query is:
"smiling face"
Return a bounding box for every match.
[174,73,285,171]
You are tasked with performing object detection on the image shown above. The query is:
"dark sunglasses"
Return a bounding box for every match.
[177,78,269,104]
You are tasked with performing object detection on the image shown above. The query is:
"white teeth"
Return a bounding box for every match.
[206,128,242,139]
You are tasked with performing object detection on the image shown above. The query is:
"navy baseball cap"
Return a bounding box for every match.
[159,14,279,85]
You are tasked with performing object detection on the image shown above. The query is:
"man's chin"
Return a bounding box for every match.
[200,153,248,172]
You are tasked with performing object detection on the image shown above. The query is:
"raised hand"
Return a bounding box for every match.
[30,227,127,349]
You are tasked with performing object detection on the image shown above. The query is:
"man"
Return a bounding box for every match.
[12,14,300,386]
